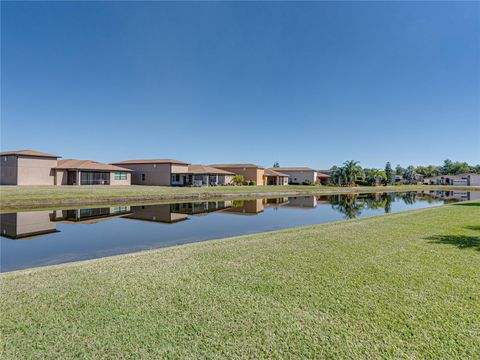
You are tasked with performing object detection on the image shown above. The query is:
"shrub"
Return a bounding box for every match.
[232,175,244,186]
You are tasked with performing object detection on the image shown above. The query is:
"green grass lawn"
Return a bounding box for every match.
[1,184,477,210]
[1,202,479,358]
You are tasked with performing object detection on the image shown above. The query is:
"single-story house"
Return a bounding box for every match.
[264,168,289,185]
[54,160,132,186]
[0,150,131,186]
[424,173,480,186]
[209,164,265,185]
[316,171,331,185]
[0,150,60,185]
[274,167,318,185]
[112,159,233,186]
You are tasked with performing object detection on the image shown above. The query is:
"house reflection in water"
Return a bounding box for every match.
[124,200,233,224]
[221,199,265,215]
[285,196,318,208]
[0,211,59,239]
[428,190,480,202]
[0,206,132,239]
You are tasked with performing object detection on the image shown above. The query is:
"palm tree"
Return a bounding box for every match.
[342,160,363,186]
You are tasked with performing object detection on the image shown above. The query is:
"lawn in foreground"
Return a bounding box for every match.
[1,203,479,358]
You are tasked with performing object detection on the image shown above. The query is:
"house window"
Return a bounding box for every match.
[3,156,7,162]
[141,174,146,181]
[171,174,180,183]
[114,172,127,180]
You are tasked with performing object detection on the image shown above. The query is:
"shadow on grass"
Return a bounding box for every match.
[465,225,480,232]
[426,234,480,251]
[451,202,480,207]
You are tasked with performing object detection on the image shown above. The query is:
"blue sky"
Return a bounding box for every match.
[1,1,479,168]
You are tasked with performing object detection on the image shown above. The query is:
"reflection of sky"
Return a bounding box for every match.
[1,192,474,272]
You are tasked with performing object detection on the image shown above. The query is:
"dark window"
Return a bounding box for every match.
[141,174,145,181]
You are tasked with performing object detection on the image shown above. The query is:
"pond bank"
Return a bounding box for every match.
[1,184,478,211]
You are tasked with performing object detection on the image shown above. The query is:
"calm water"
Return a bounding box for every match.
[1,190,478,272]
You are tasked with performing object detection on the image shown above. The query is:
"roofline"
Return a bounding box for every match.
[111,160,190,166]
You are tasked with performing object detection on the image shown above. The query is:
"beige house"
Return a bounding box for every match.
[112,159,233,186]
[0,150,60,185]
[0,210,58,239]
[424,173,480,186]
[264,168,289,185]
[54,160,131,186]
[274,167,318,185]
[209,164,265,185]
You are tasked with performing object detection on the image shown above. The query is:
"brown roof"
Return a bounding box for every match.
[112,159,189,165]
[0,149,60,158]
[274,167,316,172]
[317,172,331,178]
[265,168,289,177]
[209,163,264,169]
[186,165,235,175]
[55,159,132,172]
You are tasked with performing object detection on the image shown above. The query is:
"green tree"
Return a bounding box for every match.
[395,164,404,176]
[385,162,393,185]
[341,160,363,186]
[273,162,280,168]
[232,175,244,186]
[403,165,417,184]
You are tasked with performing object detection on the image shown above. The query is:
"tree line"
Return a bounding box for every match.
[330,159,479,186]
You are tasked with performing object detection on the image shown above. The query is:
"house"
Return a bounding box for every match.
[0,210,59,239]
[273,167,318,185]
[264,168,289,185]
[209,164,265,185]
[112,159,234,186]
[316,171,331,185]
[0,150,131,186]
[0,150,60,185]
[424,173,480,186]
[54,160,132,185]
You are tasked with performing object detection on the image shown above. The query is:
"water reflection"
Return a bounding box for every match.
[1,191,477,272]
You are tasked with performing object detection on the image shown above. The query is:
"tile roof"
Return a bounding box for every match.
[186,165,235,175]
[274,167,316,172]
[0,150,60,158]
[112,159,189,165]
[209,163,264,169]
[264,168,289,177]
[55,159,132,172]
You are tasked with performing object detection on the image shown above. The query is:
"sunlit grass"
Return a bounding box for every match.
[1,202,479,358]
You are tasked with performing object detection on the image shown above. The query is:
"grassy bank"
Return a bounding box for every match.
[1,202,479,358]
[1,184,478,210]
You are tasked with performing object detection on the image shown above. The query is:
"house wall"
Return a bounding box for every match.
[54,169,68,185]
[468,175,480,186]
[110,171,131,186]
[0,211,56,238]
[17,156,57,185]
[0,155,18,185]
[280,170,317,185]
[118,163,172,185]
[214,167,265,185]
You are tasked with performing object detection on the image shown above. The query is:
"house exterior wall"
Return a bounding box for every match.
[0,211,56,238]
[17,156,57,185]
[118,163,172,185]
[468,174,480,186]
[0,155,18,185]
[54,169,68,185]
[213,167,265,185]
[110,171,131,186]
[280,170,317,185]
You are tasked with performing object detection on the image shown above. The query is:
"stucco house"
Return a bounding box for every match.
[209,164,265,185]
[264,168,289,185]
[424,173,480,186]
[0,150,132,186]
[274,167,318,185]
[0,150,60,185]
[112,159,234,186]
[54,160,132,186]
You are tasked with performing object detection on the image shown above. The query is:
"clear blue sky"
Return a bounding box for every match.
[1,1,479,168]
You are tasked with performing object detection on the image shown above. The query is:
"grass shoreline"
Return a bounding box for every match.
[1,184,478,211]
[1,202,479,357]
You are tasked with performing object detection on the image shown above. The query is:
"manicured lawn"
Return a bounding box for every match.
[1,202,479,358]
[1,184,477,210]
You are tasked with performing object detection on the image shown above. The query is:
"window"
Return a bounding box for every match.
[141,173,146,181]
[114,172,127,180]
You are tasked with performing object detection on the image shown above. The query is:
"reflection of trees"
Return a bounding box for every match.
[329,194,364,219]
[399,192,417,205]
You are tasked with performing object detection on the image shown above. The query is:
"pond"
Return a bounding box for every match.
[1,190,478,272]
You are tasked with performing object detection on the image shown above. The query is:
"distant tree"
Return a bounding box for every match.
[232,175,244,186]
[441,159,454,175]
[403,165,417,184]
[385,162,393,185]
[273,161,280,168]
[395,164,405,176]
